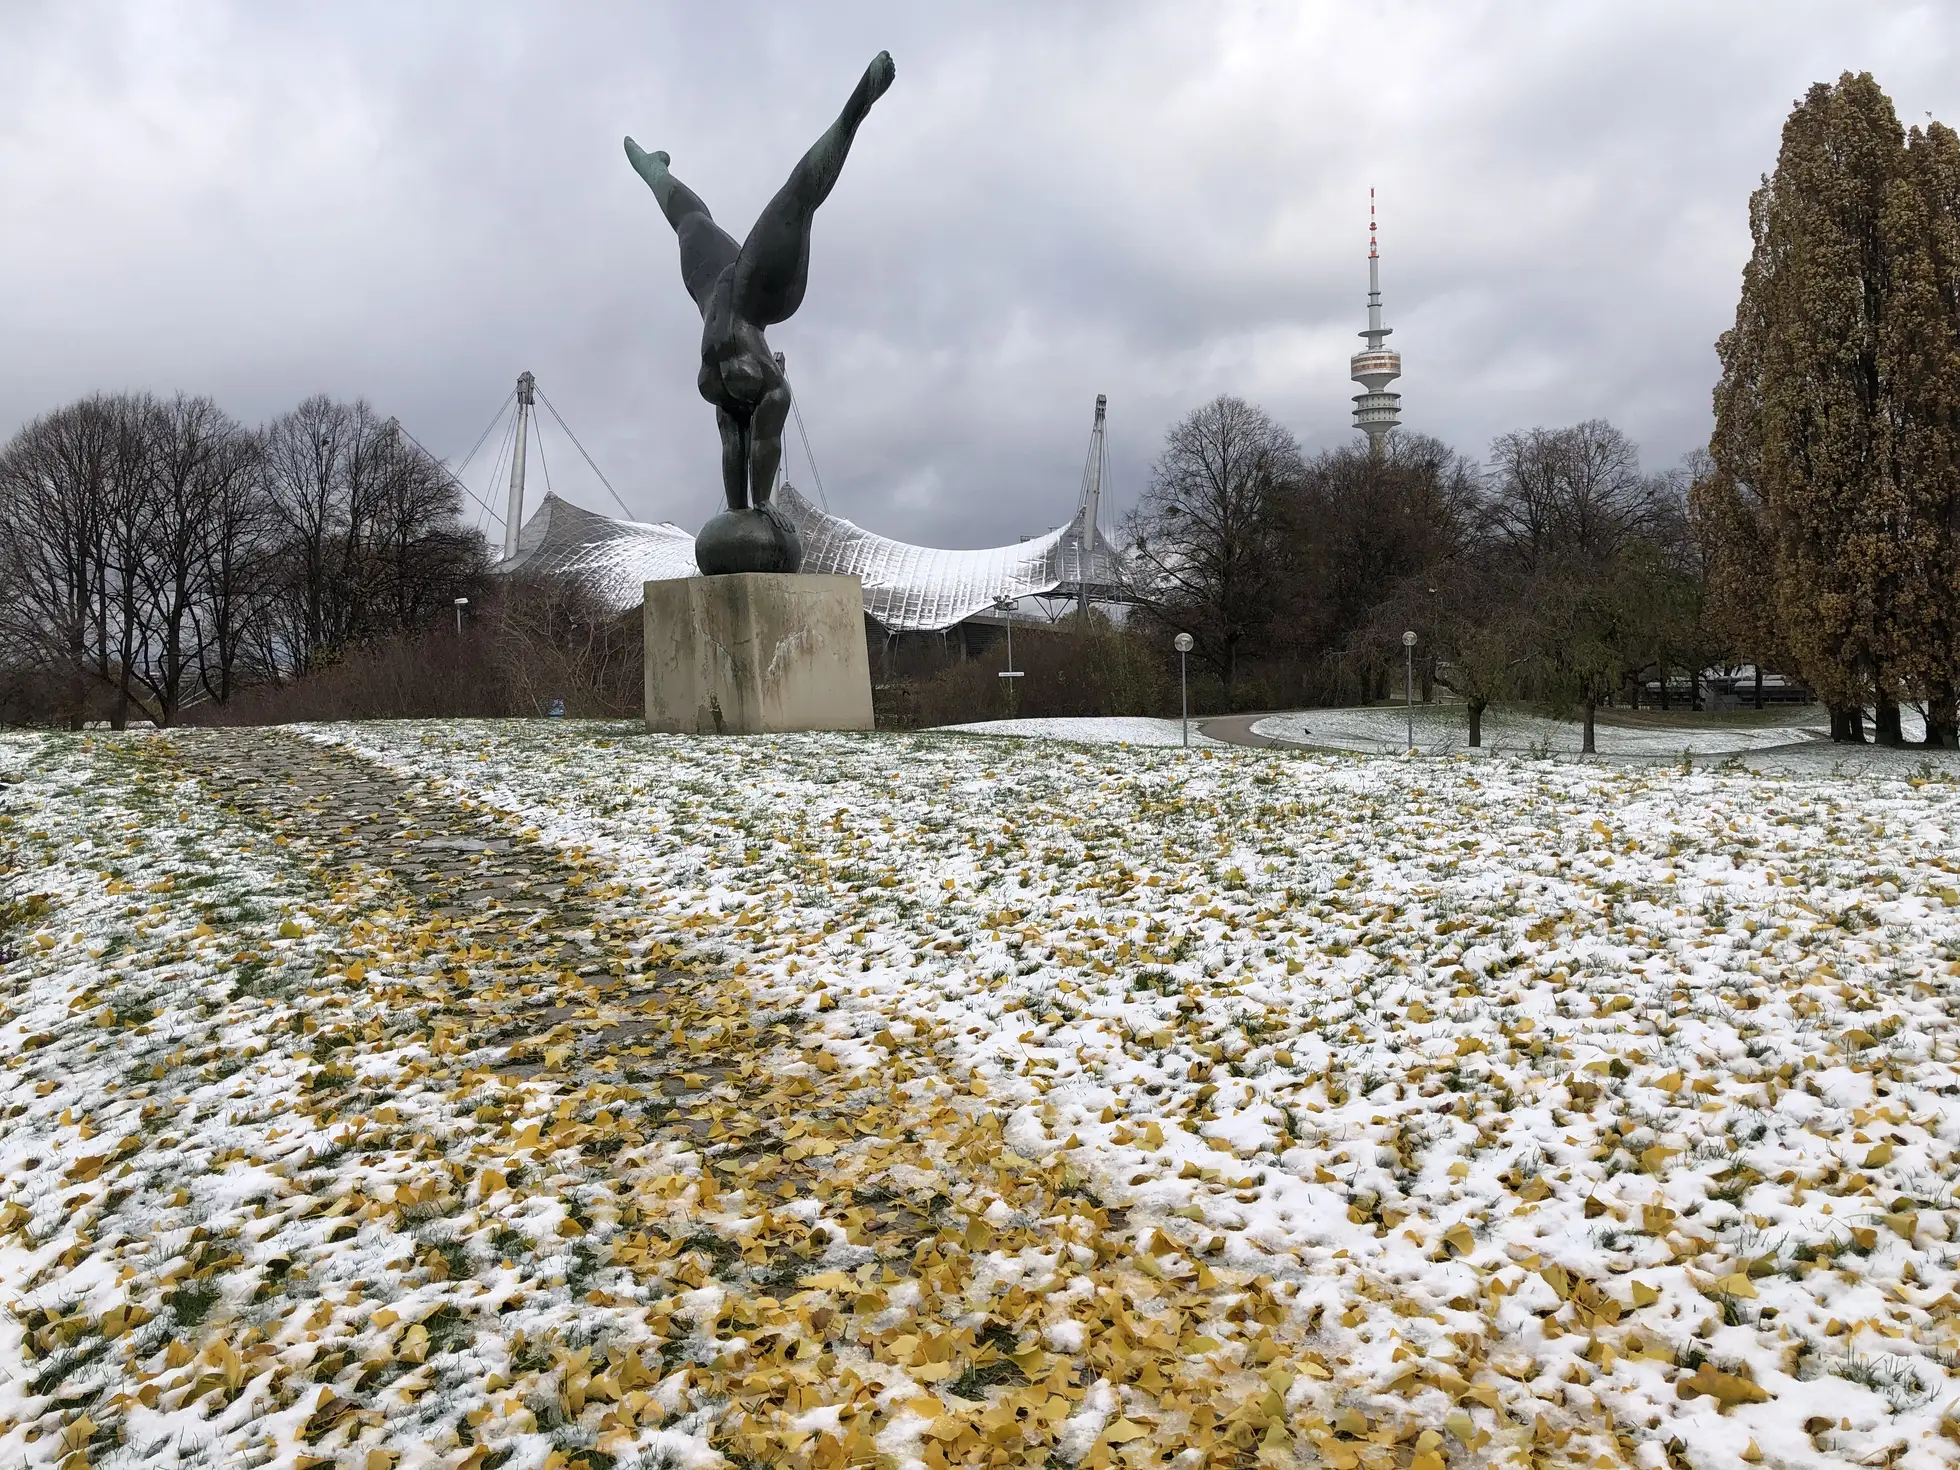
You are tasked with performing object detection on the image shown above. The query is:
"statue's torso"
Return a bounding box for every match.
[697,271,780,410]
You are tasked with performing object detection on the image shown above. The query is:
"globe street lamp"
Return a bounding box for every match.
[1173,632,1194,748]
[454,596,469,637]
[1402,630,1418,752]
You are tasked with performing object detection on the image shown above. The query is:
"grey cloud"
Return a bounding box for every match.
[3,1,1958,551]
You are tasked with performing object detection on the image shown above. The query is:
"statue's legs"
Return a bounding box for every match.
[625,139,739,311]
[733,51,896,325]
[715,407,749,513]
[747,384,792,507]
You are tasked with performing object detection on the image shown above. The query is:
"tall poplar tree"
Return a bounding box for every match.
[1710,74,1898,740]
[1709,74,1960,745]
[1879,121,1960,745]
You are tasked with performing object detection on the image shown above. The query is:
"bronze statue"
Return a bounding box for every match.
[626,51,896,576]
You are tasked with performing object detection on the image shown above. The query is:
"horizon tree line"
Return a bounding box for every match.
[0,391,487,728]
[1123,403,1711,752]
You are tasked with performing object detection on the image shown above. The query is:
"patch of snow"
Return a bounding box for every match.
[933,716,1225,747]
[1255,704,1832,757]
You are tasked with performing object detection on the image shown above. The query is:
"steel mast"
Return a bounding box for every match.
[1077,394,1107,619]
[503,371,536,559]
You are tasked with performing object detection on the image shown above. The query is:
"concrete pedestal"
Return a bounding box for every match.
[644,573,873,735]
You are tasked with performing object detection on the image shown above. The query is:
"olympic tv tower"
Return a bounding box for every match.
[1350,189,1402,444]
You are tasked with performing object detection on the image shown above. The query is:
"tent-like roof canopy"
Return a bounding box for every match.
[496,486,1124,633]
[497,493,699,609]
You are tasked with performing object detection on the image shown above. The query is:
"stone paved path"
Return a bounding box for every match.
[160,725,903,1164]
[170,727,594,932]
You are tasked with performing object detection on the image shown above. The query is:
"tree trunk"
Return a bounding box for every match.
[1752,665,1764,710]
[1829,704,1867,743]
[66,620,88,731]
[1874,696,1904,747]
[1468,698,1485,748]
[1628,671,1641,709]
[1658,664,1670,710]
[1689,668,1701,711]
[1925,691,1957,748]
[1582,698,1597,755]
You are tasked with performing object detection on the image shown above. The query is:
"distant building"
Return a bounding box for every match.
[1628,663,1813,710]
[1350,188,1403,443]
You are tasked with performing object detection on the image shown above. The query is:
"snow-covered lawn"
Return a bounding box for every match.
[934,716,1225,748]
[6,721,1960,1470]
[1255,704,1831,758]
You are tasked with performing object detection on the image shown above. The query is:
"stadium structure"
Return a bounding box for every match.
[483,383,1127,635]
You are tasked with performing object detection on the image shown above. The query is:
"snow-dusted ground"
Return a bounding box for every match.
[935,716,1226,748]
[7,721,1960,1469]
[1254,704,1833,758]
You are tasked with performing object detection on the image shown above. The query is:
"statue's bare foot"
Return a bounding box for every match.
[624,138,681,210]
[850,51,895,120]
[624,138,670,174]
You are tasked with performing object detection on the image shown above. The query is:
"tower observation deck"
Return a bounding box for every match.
[1350,188,1402,443]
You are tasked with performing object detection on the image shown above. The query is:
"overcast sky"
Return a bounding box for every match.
[4,2,1957,549]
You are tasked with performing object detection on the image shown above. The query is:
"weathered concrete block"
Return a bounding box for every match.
[644,573,873,735]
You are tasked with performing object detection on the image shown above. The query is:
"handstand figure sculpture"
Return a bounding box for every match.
[626,51,895,575]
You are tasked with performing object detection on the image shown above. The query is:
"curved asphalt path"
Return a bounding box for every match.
[1196,711,1327,751]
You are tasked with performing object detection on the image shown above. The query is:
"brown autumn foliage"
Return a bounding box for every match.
[1702,72,1960,745]
[193,576,641,726]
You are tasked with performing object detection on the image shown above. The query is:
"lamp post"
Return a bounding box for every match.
[1402,630,1417,752]
[454,596,469,637]
[1426,586,1438,703]
[995,597,1023,712]
[1174,632,1194,748]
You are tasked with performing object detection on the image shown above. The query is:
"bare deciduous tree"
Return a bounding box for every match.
[1,389,487,726]
[1124,395,1302,700]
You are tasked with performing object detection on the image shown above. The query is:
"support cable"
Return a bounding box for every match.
[789,393,831,511]
[392,414,509,532]
[464,411,517,544]
[455,389,516,477]
[476,408,520,539]
[535,389,638,521]
[449,388,517,535]
[532,407,555,502]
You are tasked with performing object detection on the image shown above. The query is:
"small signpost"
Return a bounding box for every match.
[995,598,1022,714]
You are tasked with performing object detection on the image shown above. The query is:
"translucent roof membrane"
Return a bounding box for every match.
[496,494,699,609]
[496,487,1126,633]
[777,485,1070,630]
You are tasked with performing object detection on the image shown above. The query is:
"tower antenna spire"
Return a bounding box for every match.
[1350,188,1402,445]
